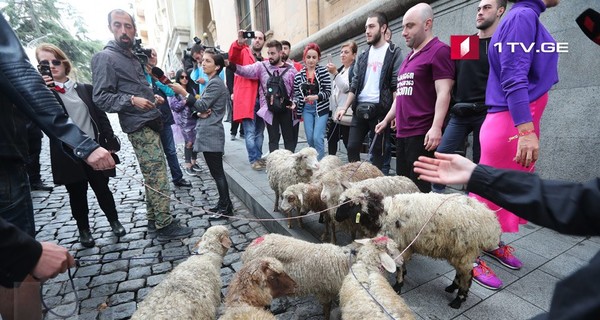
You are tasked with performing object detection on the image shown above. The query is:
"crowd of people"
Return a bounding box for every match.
[3,0,596,318]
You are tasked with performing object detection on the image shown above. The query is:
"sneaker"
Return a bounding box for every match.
[230,134,236,141]
[484,242,523,270]
[251,161,265,171]
[191,163,203,172]
[472,258,502,290]
[184,167,197,176]
[174,178,192,187]
[156,222,193,241]
[258,158,267,165]
[148,218,180,231]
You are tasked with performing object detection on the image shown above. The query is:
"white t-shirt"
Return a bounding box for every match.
[358,42,389,104]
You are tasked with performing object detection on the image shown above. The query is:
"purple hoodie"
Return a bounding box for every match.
[485,0,559,126]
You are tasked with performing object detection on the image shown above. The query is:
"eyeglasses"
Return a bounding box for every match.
[180,75,188,79]
[39,59,62,66]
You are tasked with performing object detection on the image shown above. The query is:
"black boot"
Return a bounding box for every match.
[79,229,95,248]
[219,200,234,215]
[109,220,126,237]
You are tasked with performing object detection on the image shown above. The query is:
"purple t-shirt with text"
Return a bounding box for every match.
[395,37,454,138]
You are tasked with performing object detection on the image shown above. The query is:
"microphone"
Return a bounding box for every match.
[576,8,600,46]
[151,66,172,84]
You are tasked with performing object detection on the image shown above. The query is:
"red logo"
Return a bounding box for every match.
[450,35,479,60]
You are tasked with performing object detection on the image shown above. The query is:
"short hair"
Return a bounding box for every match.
[497,0,508,8]
[303,42,321,59]
[107,9,136,30]
[341,40,358,54]
[190,43,205,55]
[204,49,226,72]
[368,11,389,30]
[281,40,291,48]
[35,43,72,76]
[266,40,282,51]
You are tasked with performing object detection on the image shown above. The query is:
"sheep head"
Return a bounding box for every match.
[194,225,231,256]
[354,236,403,273]
[294,147,319,173]
[280,184,303,214]
[335,187,384,236]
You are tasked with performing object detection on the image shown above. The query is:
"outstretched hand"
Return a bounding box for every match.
[413,152,477,185]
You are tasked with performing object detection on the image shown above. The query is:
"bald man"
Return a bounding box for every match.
[376,2,455,192]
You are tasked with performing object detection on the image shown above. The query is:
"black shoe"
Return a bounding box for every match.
[191,164,202,172]
[174,178,192,187]
[109,220,126,237]
[30,181,53,192]
[79,229,95,248]
[156,222,193,241]
[148,218,180,231]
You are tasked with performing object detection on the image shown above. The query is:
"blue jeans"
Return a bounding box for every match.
[302,106,328,160]
[242,116,265,163]
[160,124,184,182]
[433,113,486,192]
[0,163,35,237]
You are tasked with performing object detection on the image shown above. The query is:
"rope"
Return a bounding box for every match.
[40,269,79,319]
[348,251,396,320]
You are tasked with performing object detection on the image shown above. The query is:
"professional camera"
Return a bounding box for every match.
[133,38,153,65]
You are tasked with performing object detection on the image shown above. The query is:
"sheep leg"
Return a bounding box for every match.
[393,264,407,293]
[448,264,472,309]
[330,221,337,244]
[287,209,292,229]
[322,300,332,320]
[320,213,331,241]
[273,191,280,212]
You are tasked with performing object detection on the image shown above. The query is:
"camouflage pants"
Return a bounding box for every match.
[128,126,173,228]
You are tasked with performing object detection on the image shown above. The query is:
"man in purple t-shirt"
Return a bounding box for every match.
[376,3,455,192]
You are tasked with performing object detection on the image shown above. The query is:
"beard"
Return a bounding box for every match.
[367,31,382,45]
[476,18,494,31]
[117,35,133,49]
[281,53,289,61]
[269,56,281,65]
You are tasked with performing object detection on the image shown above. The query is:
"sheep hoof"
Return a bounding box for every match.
[448,296,465,309]
[445,282,459,293]
[393,282,404,294]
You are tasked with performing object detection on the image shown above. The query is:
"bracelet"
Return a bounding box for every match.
[508,129,535,142]
[130,95,135,106]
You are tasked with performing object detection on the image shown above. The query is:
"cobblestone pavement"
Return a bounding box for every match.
[31,116,327,320]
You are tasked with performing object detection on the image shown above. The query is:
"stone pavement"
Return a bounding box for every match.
[26,114,599,320]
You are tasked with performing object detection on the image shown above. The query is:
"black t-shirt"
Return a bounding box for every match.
[453,37,491,104]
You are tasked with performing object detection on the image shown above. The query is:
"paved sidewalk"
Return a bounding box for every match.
[26,115,598,320]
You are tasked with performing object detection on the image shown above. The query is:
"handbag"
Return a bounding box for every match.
[334,106,353,126]
[450,102,488,117]
[355,103,378,120]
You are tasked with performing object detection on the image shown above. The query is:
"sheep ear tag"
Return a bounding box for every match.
[355,212,361,224]
[380,253,396,273]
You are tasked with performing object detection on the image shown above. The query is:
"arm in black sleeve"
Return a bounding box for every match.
[0,218,42,288]
[467,165,600,236]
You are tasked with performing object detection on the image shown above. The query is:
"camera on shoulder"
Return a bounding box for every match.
[133,38,152,65]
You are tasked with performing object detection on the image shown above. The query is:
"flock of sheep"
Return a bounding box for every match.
[130,147,502,319]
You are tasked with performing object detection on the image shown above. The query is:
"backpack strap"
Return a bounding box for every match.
[261,62,273,77]
[279,65,291,77]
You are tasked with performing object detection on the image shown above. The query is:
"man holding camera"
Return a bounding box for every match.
[91,9,192,241]
[228,30,269,170]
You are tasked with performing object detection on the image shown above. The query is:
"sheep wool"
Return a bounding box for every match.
[219,257,296,320]
[279,182,327,229]
[312,155,343,182]
[132,226,232,320]
[266,147,319,212]
[340,236,415,320]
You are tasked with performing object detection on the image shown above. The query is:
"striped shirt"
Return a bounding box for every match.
[293,65,331,117]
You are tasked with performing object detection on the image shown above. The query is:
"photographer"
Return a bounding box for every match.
[91,9,192,241]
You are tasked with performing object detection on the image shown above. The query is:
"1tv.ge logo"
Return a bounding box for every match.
[450,35,568,60]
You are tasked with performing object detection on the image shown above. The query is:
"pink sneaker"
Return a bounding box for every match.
[484,242,523,270]
[472,258,503,290]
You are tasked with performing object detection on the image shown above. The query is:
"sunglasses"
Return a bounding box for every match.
[180,75,188,79]
[39,59,62,66]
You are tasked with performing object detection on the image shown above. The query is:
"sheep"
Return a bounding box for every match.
[219,257,297,320]
[335,191,502,309]
[266,147,319,212]
[132,226,232,320]
[340,236,415,320]
[319,161,383,243]
[241,233,401,320]
[279,182,326,229]
[311,155,343,182]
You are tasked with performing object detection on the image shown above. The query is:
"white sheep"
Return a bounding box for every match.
[279,182,326,229]
[312,155,343,182]
[219,257,297,320]
[319,161,383,243]
[340,236,415,320]
[241,233,401,320]
[266,147,319,212]
[335,191,501,309]
[132,226,232,320]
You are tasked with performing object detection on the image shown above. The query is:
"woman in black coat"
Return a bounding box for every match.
[36,44,124,247]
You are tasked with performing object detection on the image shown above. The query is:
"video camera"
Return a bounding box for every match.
[133,38,153,65]
[181,36,228,72]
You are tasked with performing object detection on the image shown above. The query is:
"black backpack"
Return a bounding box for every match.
[262,63,291,114]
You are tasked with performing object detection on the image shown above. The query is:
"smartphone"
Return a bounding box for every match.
[37,64,55,87]
[242,31,256,39]
[327,53,332,64]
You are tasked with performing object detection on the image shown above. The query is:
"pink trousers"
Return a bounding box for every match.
[471,93,548,233]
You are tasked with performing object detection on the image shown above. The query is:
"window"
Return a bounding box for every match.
[237,0,251,30]
[254,0,270,32]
